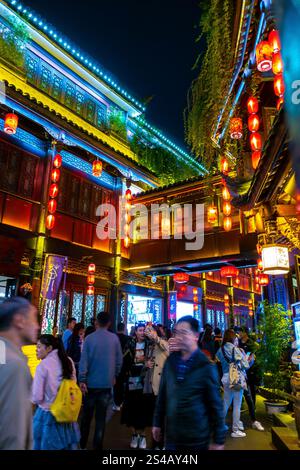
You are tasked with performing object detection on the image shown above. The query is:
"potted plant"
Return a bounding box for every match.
[256,302,292,414]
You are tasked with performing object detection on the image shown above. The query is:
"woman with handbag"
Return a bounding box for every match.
[216,329,250,438]
[32,335,80,450]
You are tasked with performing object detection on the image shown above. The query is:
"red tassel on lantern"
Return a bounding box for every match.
[4,113,18,135]
[248,114,260,132]
[247,97,259,114]
[252,151,261,170]
[277,97,284,110]
[46,214,55,230]
[250,132,262,151]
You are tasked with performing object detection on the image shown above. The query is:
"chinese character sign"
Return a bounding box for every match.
[40,255,67,300]
[168,291,177,321]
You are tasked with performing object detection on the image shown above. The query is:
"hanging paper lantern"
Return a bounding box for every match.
[125,189,132,201]
[248,299,253,307]
[220,266,238,278]
[53,154,62,169]
[249,310,254,317]
[222,186,231,201]
[247,97,259,114]
[88,263,96,274]
[48,199,57,214]
[224,294,229,301]
[269,29,281,53]
[124,236,130,248]
[257,258,263,271]
[46,214,55,230]
[272,51,283,75]
[259,273,269,286]
[248,114,260,132]
[235,277,240,286]
[221,158,229,174]
[230,117,243,139]
[208,271,213,276]
[252,151,261,170]
[255,283,260,291]
[225,307,230,315]
[223,216,232,232]
[250,132,262,151]
[4,113,18,135]
[256,41,273,72]
[276,97,284,111]
[193,288,198,295]
[193,296,198,303]
[49,183,59,198]
[92,160,102,177]
[261,244,289,275]
[87,286,95,296]
[223,201,231,216]
[207,205,218,224]
[87,275,95,285]
[274,74,285,97]
[51,168,61,183]
[173,273,189,284]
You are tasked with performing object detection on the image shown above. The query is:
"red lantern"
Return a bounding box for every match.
[255,283,260,291]
[46,214,55,230]
[221,158,229,174]
[87,286,95,296]
[173,273,189,284]
[193,296,198,303]
[259,274,269,286]
[248,114,260,132]
[125,189,132,201]
[220,266,238,278]
[87,275,95,285]
[272,51,283,75]
[88,263,96,274]
[250,132,262,151]
[274,74,285,97]
[51,168,61,183]
[249,310,254,317]
[257,259,263,271]
[223,201,231,216]
[224,294,229,301]
[255,276,260,284]
[222,186,231,201]
[247,97,259,114]
[4,113,18,135]
[277,97,284,110]
[92,160,102,177]
[208,271,213,276]
[193,288,198,295]
[53,154,62,168]
[48,199,57,214]
[269,30,281,53]
[230,117,243,139]
[193,304,198,312]
[225,307,230,315]
[252,151,261,170]
[49,183,59,198]
[235,277,240,286]
[207,205,218,224]
[248,299,253,306]
[256,41,273,72]
[223,216,232,232]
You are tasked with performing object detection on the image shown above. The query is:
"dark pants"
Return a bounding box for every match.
[113,375,125,407]
[80,388,111,450]
[243,384,256,422]
[166,443,208,451]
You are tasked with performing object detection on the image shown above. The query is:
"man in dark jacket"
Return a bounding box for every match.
[153,316,225,451]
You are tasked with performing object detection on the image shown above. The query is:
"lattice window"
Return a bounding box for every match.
[84,295,95,327]
[52,74,63,101]
[86,99,96,123]
[57,169,69,211]
[75,90,85,116]
[96,295,106,315]
[19,154,37,198]
[96,104,107,128]
[69,176,80,214]
[72,292,83,322]
[25,54,38,84]
[65,83,76,109]
[40,66,52,93]
[91,185,103,222]
[41,299,56,333]
[0,145,21,193]
[56,290,70,333]
[78,182,91,218]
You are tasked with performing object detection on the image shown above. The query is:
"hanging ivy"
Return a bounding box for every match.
[185,0,234,170]
[108,108,128,141]
[0,15,29,70]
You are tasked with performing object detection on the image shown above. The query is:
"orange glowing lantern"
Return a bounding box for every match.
[193,304,198,312]
[53,154,62,168]
[87,275,95,285]
[269,29,281,53]
[207,205,218,224]
[277,97,284,110]
[222,186,231,201]
[49,183,59,198]
[235,277,240,286]
[193,296,198,303]
[247,97,259,114]
[272,51,283,75]
[249,310,254,317]
[125,189,132,201]
[88,263,96,274]
[256,283,260,291]
[250,132,262,151]
[256,41,273,72]
[48,199,57,214]
[223,201,231,216]
[46,214,55,230]
[51,168,61,183]
[208,271,213,276]
[221,266,238,278]
[274,74,285,97]
[252,151,261,170]
[257,259,263,271]
[124,236,130,248]
[224,294,229,301]
[174,273,189,284]
[255,276,260,284]
[92,160,102,177]
[193,288,198,295]
[248,114,260,132]
[230,117,243,139]
[223,216,232,232]
[4,113,18,135]
[221,158,229,174]
[225,307,230,315]
[87,286,95,296]
[259,273,269,286]
[248,299,253,307]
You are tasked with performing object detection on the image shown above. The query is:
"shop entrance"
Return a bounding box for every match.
[0,276,17,300]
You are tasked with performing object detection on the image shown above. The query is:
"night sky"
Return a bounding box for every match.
[25,0,203,148]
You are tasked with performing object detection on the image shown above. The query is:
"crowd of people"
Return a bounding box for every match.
[0,296,267,451]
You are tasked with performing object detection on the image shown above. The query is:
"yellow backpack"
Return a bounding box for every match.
[50,379,82,423]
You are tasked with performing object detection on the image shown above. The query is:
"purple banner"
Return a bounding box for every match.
[40,255,67,300]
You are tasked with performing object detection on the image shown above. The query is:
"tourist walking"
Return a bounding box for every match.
[153,316,225,451]
[0,298,39,450]
[67,322,85,379]
[113,322,131,411]
[216,329,251,438]
[78,312,123,450]
[62,317,76,350]
[199,323,215,360]
[32,335,80,450]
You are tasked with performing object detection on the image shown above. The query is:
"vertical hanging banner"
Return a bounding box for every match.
[40,254,68,300]
[168,291,177,321]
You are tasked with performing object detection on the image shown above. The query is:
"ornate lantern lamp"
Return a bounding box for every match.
[220,266,238,278]
[261,244,289,275]
[4,113,18,135]
[92,160,103,177]
[256,41,273,72]
[207,205,218,225]
[230,118,243,139]
[173,273,189,284]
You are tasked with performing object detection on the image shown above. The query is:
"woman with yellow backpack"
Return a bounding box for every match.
[31,335,82,450]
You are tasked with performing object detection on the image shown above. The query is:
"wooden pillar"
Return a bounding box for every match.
[200,273,207,325]
[227,277,234,328]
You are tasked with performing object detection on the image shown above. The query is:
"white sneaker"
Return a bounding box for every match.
[130,434,139,449]
[112,404,121,411]
[138,436,147,449]
[238,420,244,431]
[252,421,264,431]
[231,430,246,438]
